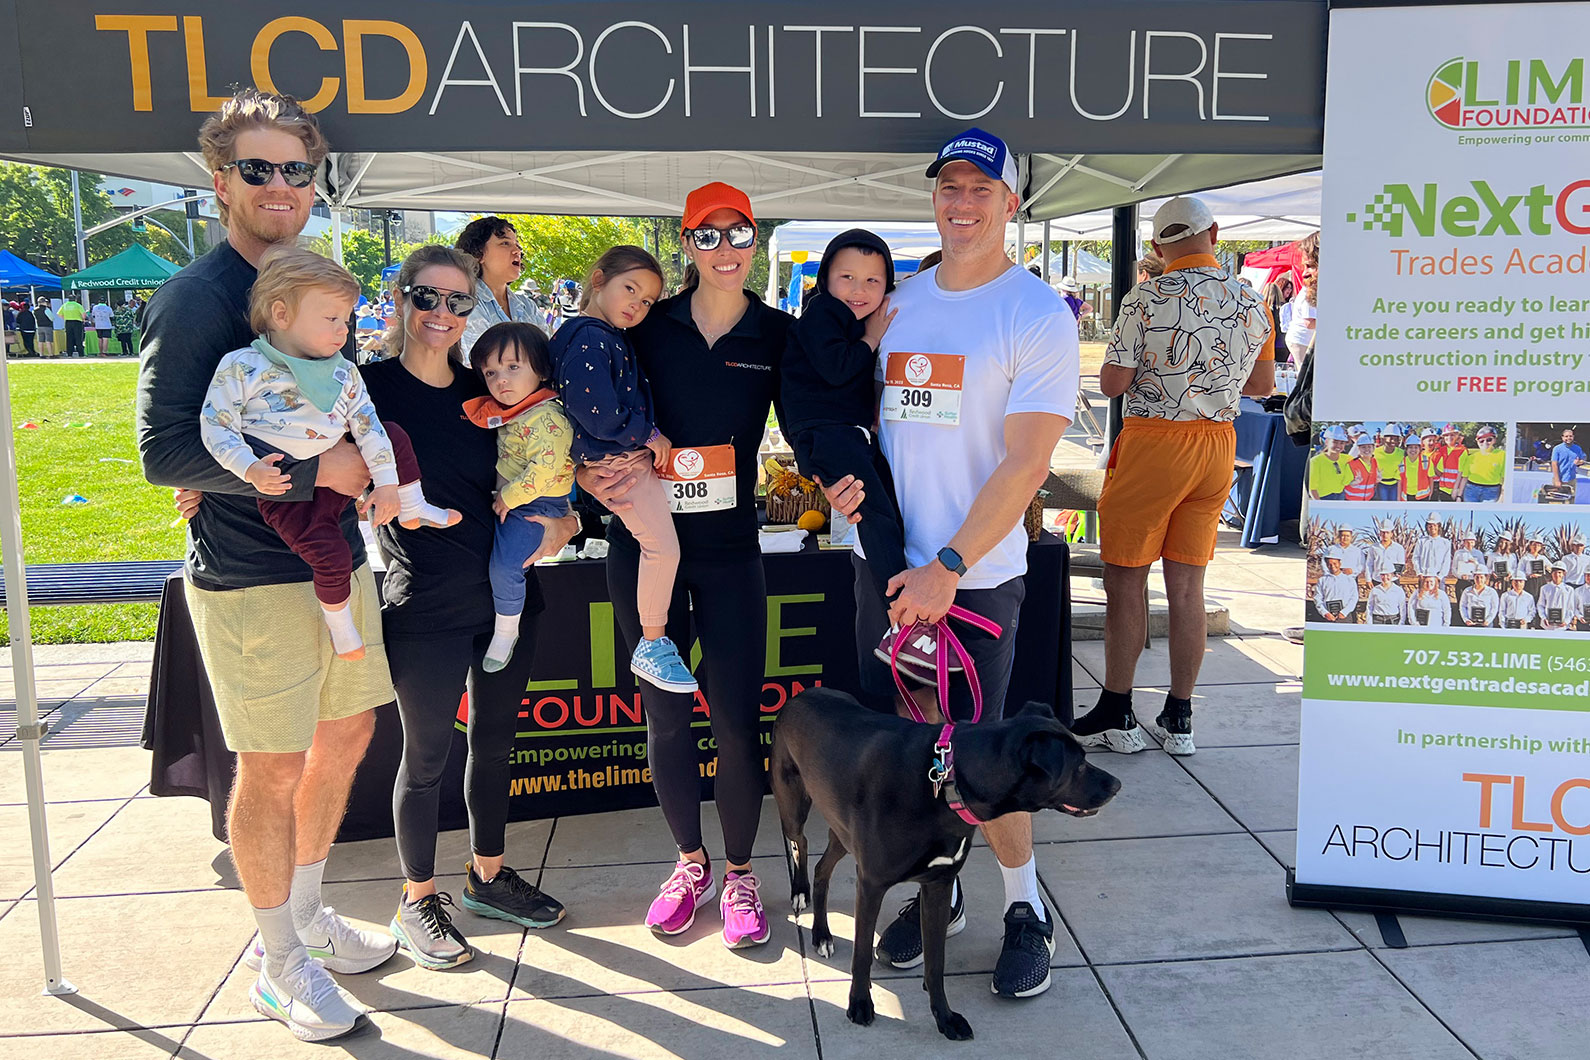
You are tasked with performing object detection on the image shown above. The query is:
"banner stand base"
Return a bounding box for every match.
[1287,870,1590,929]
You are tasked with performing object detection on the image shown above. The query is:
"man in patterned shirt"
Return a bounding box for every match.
[1073,196,1274,757]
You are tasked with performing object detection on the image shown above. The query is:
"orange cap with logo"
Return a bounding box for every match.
[682,182,755,231]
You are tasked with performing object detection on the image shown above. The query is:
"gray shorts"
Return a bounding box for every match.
[852,554,1025,723]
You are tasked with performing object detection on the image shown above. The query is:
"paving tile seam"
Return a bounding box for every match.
[185,923,257,1033]
[18,790,145,902]
[1078,963,1150,1059]
[1030,827,1250,847]
[1351,941,1488,1060]
[1085,942,1372,969]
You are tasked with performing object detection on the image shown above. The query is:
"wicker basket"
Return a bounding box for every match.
[1024,489,1050,541]
[763,456,831,525]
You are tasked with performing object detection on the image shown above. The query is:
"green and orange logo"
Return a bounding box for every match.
[1428,56,1590,130]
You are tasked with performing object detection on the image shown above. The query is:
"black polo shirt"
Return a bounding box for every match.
[612,290,792,561]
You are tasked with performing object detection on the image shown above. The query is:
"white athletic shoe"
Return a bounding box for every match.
[250,951,365,1042]
[1142,711,1196,756]
[1073,723,1148,755]
[244,906,397,974]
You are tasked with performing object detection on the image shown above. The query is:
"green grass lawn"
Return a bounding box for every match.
[3,361,185,643]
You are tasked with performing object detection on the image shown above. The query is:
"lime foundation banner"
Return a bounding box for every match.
[1294,2,1590,921]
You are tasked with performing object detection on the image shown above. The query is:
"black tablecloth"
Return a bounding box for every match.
[143,535,1071,841]
[1227,398,1306,547]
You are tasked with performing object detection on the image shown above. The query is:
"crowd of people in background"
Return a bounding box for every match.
[4,294,145,356]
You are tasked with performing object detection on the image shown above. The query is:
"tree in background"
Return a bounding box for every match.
[497,215,649,294]
[306,228,441,300]
[0,163,195,274]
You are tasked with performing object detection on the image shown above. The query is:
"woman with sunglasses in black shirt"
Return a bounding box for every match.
[361,245,580,969]
[578,182,793,949]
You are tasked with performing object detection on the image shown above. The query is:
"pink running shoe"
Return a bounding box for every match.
[720,869,771,950]
[646,859,715,936]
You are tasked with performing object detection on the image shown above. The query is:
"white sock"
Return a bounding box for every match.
[485,612,520,664]
[321,603,363,656]
[397,481,455,526]
[254,900,304,978]
[289,858,327,931]
[999,857,1047,923]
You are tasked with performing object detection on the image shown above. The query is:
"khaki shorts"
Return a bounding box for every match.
[1098,417,1237,568]
[184,564,393,754]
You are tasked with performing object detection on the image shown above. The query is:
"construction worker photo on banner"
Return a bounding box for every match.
[1307,421,1507,503]
[1303,506,1590,632]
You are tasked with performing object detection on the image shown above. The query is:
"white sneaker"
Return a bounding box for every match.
[250,951,365,1042]
[1073,724,1147,754]
[244,906,398,974]
[1143,712,1196,756]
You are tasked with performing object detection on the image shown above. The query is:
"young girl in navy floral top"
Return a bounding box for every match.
[548,246,695,693]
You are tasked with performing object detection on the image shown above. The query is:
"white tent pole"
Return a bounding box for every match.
[331,210,344,266]
[0,284,75,996]
[765,229,780,307]
[1042,220,1052,283]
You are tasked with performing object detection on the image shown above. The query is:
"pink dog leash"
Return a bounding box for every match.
[888,606,1004,826]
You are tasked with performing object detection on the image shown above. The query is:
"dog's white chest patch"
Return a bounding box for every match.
[928,836,971,868]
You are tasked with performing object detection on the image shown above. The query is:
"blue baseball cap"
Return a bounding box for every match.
[925,127,1019,188]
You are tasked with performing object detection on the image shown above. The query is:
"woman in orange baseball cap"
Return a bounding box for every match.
[576,181,795,951]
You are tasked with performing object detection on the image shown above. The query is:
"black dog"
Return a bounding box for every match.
[771,687,1120,1040]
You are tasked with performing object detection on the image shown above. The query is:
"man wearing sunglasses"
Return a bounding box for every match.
[136,88,390,1043]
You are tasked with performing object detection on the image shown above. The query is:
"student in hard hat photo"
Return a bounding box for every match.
[1366,563,1409,625]
[1459,570,1499,627]
[1500,573,1536,629]
[1454,424,1506,502]
[1309,546,1359,623]
[1308,425,1352,501]
[1372,424,1405,501]
[1343,436,1377,502]
[1400,432,1435,501]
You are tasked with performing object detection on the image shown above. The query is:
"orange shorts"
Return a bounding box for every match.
[1097,417,1237,568]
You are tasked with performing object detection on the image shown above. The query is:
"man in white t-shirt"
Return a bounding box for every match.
[824,126,1078,1000]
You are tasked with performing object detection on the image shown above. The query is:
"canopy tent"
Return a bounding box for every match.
[1047,249,1113,285]
[0,3,1325,225]
[0,0,1328,996]
[60,244,181,292]
[0,250,62,290]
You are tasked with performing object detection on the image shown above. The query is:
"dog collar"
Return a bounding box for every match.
[929,724,984,826]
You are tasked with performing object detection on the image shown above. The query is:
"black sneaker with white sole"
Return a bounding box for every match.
[1069,702,1147,754]
[873,885,967,968]
[990,902,1054,998]
[1143,705,1195,756]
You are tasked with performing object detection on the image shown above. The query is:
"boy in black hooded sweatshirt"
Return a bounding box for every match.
[783,229,943,677]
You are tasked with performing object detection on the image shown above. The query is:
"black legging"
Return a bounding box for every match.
[608,545,767,866]
[389,609,542,883]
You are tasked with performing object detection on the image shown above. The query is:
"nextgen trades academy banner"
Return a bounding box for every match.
[0,1,1324,154]
[1295,3,1590,920]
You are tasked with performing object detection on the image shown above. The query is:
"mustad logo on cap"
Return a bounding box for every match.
[926,126,1019,188]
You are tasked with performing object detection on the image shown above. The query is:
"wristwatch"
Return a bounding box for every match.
[936,546,967,577]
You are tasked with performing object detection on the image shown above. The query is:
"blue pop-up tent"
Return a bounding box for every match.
[0,249,62,290]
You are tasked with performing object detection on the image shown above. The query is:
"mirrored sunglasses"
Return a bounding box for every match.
[218,158,316,188]
[402,284,477,317]
[686,223,756,251]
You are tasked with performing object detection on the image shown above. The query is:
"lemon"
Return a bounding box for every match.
[797,509,827,532]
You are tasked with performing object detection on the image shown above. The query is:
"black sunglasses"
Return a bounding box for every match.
[402,284,477,317]
[218,158,316,188]
[686,223,755,251]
